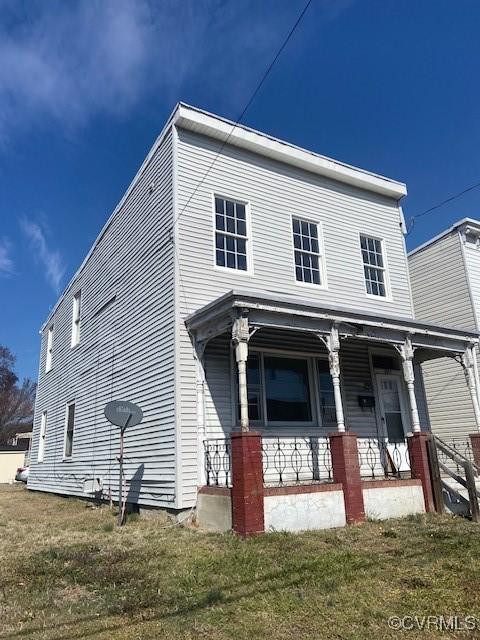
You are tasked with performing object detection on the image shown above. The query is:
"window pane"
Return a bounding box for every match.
[226,236,235,252]
[226,200,234,216]
[226,216,235,233]
[264,356,311,421]
[236,203,246,220]
[237,219,246,236]
[215,197,224,215]
[216,250,225,266]
[237,238,246,254]
[317,360,336,427]
[292,218,300,234]
[226,252,235,268]
[216,214,225,231]
[237,254,247,270]
[215,234,224,250]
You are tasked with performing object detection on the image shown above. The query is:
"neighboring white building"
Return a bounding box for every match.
[409,218,480,444]
[28,104,478,515]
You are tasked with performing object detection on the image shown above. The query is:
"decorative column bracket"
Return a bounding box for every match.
[317,323,345,433]
[458,344,480,430]
[394,335,421,433]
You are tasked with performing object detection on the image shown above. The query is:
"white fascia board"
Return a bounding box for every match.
[408,217,480,258]
[175,103,407,201]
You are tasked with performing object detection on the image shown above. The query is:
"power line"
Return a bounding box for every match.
[171,0,313,230]
[406,179,480,235]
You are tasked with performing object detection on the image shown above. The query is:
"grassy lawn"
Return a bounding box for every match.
[1,485,480,639]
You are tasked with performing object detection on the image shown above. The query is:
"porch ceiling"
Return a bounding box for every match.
[185,289,479,355]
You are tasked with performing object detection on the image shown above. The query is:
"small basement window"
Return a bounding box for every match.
[214,196,248,271]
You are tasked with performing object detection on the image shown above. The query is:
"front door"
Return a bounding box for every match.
[376,374,409,472]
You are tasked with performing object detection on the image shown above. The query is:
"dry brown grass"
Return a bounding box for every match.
[1,484,480,639]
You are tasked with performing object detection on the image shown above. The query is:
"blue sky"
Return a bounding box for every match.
[1,0,480,382]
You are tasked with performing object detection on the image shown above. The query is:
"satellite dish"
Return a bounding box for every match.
[104,400,143,428]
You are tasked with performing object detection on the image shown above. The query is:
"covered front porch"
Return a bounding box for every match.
[186,290,480,533]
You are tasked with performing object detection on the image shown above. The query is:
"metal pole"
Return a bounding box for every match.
[118,413,131,526]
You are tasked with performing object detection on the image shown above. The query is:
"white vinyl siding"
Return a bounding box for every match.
[409,229,479,442]
[71,291,81,347]
[175,127,413,505]
[45,326,53,372]
[37,411,47,462]
[28,128,176,509]
[409,231,476,330]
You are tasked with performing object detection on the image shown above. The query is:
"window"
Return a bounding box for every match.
[214,196,248,271]
[360,235,387,297]
[264,355,312,422]
[317,360,336,428]
[45,326,53,372]
[38,411,47,462]
[64,402,75,458]
[292,218,323,285]
[372,354,399,371]
[71,291,81,347]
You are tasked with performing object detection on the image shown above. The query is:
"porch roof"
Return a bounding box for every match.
[185,289,479,354]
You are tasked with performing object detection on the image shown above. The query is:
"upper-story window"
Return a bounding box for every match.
[360,235,388,298]
[71,291,81,347]
[45,325,53,372]
[214,196,248,271]
[292,217,324,285]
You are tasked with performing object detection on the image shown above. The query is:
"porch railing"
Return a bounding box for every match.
[437,438,475,477]
[204,434,412,488]
[357,437,411,480]
[204,438,232,487]
[262,436,333,486]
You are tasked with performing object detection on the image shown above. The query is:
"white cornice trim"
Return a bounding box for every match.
[175,103,407,200]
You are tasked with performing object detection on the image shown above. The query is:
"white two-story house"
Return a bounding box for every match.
[28,104,478,516]
[409,218,480,447]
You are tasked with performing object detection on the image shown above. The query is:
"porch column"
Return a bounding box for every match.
[319,324,345,432]
[461,345,480,431]
[194,340,207,486]
[397,336,421,433]
[232,314,250,433]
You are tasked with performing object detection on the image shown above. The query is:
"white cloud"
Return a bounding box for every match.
[0,1,353,142]
[20,218,65,292]
[0,238,14,276]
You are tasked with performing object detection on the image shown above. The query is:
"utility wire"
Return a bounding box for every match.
[406,179,480,235]
[170,0,313,230]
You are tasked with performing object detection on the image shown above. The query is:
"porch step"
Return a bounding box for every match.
[441,478,480,517]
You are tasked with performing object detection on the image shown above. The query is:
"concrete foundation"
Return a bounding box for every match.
[362,479,425,520]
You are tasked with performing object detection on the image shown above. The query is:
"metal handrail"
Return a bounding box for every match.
[434,436,480,476]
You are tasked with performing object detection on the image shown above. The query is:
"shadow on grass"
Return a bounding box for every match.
[1,548,369,640]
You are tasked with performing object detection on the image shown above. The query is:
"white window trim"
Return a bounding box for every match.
[290,215,328,290]
[37,411,47,463]
[45,325,54,373]
[358,232,393,301]
[63,400,75,460]
[71,291,81,348]
[211,193,254,277]
[234,346,337,429]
